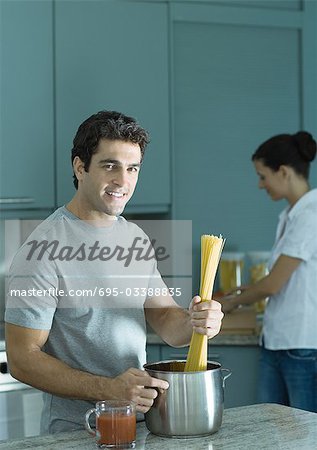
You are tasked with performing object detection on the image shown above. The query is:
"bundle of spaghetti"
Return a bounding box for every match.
[184,234,225,372]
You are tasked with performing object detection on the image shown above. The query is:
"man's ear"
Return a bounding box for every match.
[73,156,85,182]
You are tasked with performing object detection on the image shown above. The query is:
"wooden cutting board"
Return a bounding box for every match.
[220,307,257,335]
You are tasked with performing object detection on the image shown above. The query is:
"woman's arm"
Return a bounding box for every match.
[220,254,302,312]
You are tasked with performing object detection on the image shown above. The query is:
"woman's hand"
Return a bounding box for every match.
[216,285,249,313]
[218,295,238,313]
[222,284,250,297]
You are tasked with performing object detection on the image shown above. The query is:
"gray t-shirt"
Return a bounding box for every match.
[5,206,166,433]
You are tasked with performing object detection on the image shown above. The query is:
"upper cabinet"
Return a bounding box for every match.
[0,0,54,213]
[1,1,315,220]
[55,1,170,212]
[170,1,317,282]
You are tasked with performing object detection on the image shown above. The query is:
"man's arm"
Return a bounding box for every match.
[5,323,168,413]
[144,294,223,347]
[220,254,302,312]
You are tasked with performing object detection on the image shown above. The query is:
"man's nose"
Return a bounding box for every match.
[112,168,127,186]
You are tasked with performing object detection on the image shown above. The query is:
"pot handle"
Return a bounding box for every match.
[221,368,232,386]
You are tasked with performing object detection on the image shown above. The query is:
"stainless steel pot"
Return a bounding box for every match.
[143,360,231,438]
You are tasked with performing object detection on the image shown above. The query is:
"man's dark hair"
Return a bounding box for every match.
[71,110,150,189]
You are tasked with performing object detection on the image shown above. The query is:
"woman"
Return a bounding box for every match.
[222,131,317,412]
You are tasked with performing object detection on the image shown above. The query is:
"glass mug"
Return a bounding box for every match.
[85,400,136,448]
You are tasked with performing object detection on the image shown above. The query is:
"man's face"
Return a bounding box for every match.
[75,139,142,218]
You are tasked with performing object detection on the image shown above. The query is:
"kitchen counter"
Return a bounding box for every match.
[1,403,316,449]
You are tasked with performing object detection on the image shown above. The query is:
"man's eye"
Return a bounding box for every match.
[104,164,115,170]
[128,166,139,173]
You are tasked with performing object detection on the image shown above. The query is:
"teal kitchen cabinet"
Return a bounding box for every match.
[146,344,161,364]
[208,345,260,408]
[160,344,260,408]
[55,1,170,212]
[160,345,187,361]
[0,1,54,214]
[170,1,315,290]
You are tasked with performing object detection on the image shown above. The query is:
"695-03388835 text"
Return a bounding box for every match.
[9,287,183,298]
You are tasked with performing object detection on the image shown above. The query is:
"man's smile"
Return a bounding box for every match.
[105,190,126,199]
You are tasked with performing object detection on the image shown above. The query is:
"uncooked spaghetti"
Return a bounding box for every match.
[184,234,225,372]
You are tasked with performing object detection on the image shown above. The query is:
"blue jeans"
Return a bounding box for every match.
[257,347,317,413]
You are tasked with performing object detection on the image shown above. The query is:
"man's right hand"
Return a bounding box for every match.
[110,368,169,413]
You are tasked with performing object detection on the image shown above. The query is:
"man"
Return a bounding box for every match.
[5,111,223,433]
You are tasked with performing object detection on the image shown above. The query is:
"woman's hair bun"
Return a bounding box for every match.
[292,131,317,162]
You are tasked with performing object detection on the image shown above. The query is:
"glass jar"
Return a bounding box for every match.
[219,252,244,294]
[248,251,270,313]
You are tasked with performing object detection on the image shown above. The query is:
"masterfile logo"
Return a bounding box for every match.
[25,237,169,267]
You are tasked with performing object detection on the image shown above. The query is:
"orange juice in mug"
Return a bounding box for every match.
[85,400,136,448]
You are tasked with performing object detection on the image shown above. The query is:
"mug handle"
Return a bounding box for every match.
[85,408,97,436]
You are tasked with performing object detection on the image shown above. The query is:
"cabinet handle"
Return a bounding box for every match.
[0,197,35,204]
[208,354,220,359]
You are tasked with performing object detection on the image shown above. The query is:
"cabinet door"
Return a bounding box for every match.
[171,3,304,291]
[0,387,43,440]
[208,345,260,408]
[161,346,188,361]
[160,343,260,408]
[0,1,54,212]
[160,345,224,362]
[55,1,170,212]
[146,345,161,364]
